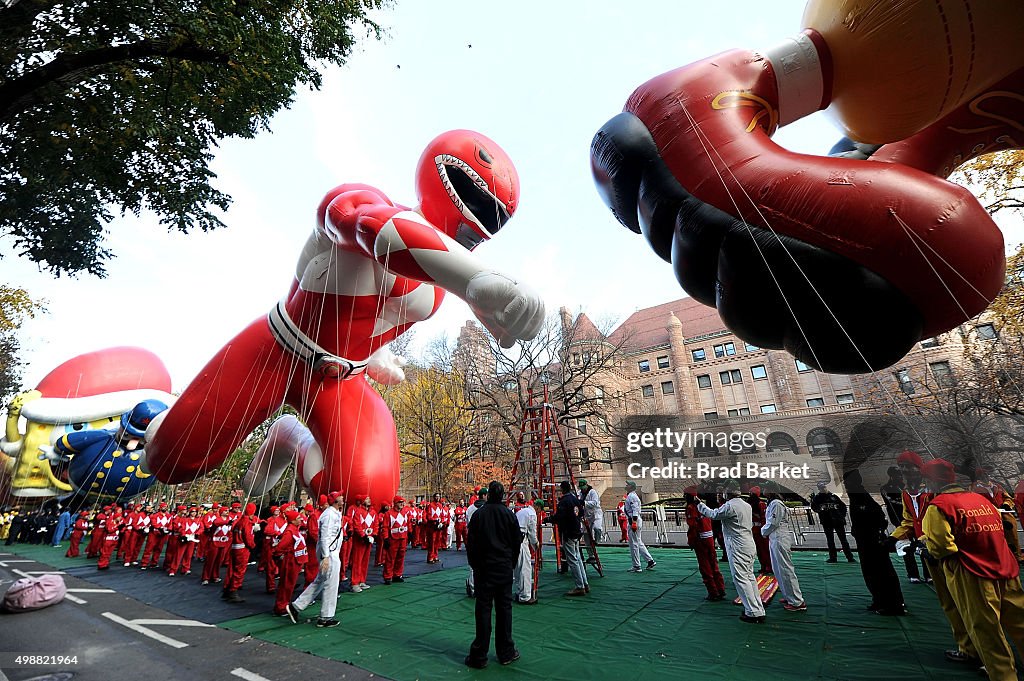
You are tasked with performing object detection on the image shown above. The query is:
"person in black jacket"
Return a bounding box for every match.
[811,481,856,563]
[465,481,524,669]
[845,469,906,616]
[546,481,589,596]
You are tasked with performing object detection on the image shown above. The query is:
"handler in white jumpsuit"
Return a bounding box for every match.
[289,490,345,626]
[624,481,656,572]
[697,483,766,621]
[580,479,604,542]
[761,482,806,611]
[513,501,539,603]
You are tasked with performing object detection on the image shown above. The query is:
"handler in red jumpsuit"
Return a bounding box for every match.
[262,506,286,593]
[303,502,321,587]
[272,509,308,616]
[224,502,258,602]
[426,492,448,563]
[350,495,376,592]
[202,506,233,585]
[66,511,90,558]
[96,508,122,570]
[617,498,629,543]
[453,500,468,551]
[685,487,726,600]
[384,496,410,584]
[748,487,773,576]
[142,502,172,569]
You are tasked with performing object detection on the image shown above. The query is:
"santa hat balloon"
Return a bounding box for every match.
[19,347,174,424]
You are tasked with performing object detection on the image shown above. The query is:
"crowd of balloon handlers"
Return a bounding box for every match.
[5,450,1024,679]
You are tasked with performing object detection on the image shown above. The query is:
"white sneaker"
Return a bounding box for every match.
[359,583,370,589]
[351,584,363,593]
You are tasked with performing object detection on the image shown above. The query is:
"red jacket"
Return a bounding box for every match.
[930,491,1019,580]
[387,508,411,539]
[350,507,377,539]
[685,503,714,542]
[274,525,308,564]
[232,515,257,550]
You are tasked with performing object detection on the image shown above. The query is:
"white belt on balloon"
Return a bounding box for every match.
[267,300,368,380]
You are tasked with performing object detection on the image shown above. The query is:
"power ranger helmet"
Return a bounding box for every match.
[120,398,169,438]
[415,129,520,250]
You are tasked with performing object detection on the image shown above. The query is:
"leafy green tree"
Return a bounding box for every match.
[0,284,47,405]
[0,0,385,276]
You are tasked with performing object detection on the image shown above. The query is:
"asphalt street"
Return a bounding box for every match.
[0,550,386,681]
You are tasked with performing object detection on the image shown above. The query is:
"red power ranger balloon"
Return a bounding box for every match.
[145,130,543,506]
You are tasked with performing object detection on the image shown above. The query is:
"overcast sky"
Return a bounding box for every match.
[5,0,1022,391]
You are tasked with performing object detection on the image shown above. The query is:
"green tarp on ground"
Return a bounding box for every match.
[211,548,990,681]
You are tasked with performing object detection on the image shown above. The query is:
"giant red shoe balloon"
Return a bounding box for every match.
[591,0,1024,373]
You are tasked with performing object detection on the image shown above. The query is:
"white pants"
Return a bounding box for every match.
[628,522,653,568]
[768,532,803,606]
[726,535,765,617]
[293,553,341,619]
[513,538,533,600]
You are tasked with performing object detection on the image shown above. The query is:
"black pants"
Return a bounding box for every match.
[857,538,904,612]
[824,525,854,561]
[902,539,929,580]
[469,579,515,663]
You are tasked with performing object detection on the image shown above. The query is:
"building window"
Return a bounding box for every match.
[895,369,915,395]
[714,342,736,358]
[795,359,812,372]
[580,447,590,470]
[657,355,670,369]
[576,418,587,435]
[806,398,825,407]
[704,411,719,420]
[539,371,552,385]
[760,404,777,414]
[920,337,940,348]
[727,407,751,417]
[691,348,706,362]
[642,384,655,398]
[766,432,798,453]
[661,381,675,395]
[976,323,998,340]
[930,361,954,387]
[728,409,738,417]
[738,407,750,415]
[601,446,612,468]
[751,364,767,380]
[595,387,604,404]
[719,369,741,385]
[807,427,841,457]
[502,379,518,390]
[696,374,712,389]
[744,343,760,352]
[596,416,609,433]
[638,359,651,373]
[836,393,854,404]
[573,352,581,364]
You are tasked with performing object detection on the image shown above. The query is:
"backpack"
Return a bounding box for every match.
[3,574,67,612]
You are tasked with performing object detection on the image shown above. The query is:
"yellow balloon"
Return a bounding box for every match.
[802,0,1024,142]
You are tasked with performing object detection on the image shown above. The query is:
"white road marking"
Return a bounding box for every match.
[65,593,87,604]
[0,560,35,566]
[11,568,65,576]
[102,612,196,649]
[131,619,214,628]
[67,588,116,593]
[231,668,274,681]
